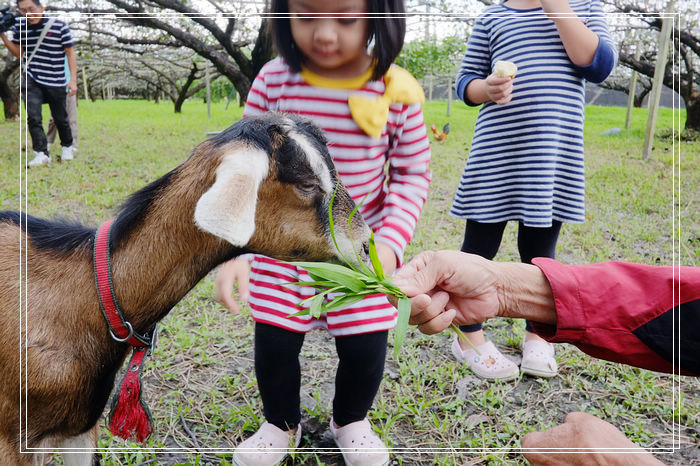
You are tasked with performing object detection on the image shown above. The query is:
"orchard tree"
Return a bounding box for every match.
[396,35,466,80]
[597,45,653,108]
[49,0,274,104]
[75,43,222,110]
[602,0,700,132]
[111,50,219,111]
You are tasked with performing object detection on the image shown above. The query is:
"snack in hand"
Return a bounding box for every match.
[493,60,518,78]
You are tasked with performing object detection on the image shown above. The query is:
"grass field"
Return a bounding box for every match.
[0,99,698,465]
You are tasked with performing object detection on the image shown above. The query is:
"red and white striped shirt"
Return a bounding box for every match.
[244,58,431,335]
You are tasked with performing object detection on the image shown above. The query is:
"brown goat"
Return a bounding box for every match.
[0,113,371,465]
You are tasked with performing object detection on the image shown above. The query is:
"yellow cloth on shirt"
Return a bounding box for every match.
[348,65,425,139]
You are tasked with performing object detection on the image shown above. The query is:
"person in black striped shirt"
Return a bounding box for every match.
[1,0,77,166]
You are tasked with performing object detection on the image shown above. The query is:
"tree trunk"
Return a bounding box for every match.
[685,94,700,133]
[1,57,19,120]
[174,64,199,113]
[0,83,19,120]
[634,88,650,108]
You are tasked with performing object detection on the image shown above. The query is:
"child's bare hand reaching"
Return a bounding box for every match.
[215,258,250,314]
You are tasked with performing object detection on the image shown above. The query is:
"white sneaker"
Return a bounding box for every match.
[520,339,558,378]
[28,151,50,167]
[61,145,74,161]
[330,418,390,466]
[451,338,520,381]
[232,422,301,466]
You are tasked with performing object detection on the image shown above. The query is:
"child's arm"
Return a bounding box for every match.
[214,257,251,314]
[542,0,617,83]
[375,243,398,277]
[541,0,599,66]
[455,15,512,106]
[242,64,271,115]
[378,103,431,269]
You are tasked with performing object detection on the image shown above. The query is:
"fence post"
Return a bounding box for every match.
[447,75,452,117]
[642,0,675,159]
[82,66,89,105]
[625,45,642,130]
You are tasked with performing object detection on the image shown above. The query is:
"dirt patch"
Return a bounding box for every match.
[95,315,699,465]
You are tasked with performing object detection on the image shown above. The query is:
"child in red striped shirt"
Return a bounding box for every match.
[215,1,431,464]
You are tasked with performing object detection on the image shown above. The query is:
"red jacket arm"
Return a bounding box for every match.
[530,258,700,376]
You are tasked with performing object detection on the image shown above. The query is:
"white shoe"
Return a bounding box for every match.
[61,145,74,161]
[28,151,50,167]
[330,417,390,466]
[521,339,558,378]
[451,338,520,381]
[232,422,301,466]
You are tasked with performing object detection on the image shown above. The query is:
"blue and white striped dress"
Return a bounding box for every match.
[451,0,616,227]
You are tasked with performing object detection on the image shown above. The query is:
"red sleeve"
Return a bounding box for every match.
[530,258,700,375]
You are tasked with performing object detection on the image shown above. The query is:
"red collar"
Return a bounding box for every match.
[93,220,156,443]
[93,220,152,347]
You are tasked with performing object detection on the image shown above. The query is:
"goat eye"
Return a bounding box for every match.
[296,182,317,195]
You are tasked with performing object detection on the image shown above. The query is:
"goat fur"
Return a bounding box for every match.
[0,113,370,464]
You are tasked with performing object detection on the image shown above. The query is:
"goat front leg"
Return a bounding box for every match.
[57,425,99,466]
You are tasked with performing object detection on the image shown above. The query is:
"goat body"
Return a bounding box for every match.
[0,114,370,464]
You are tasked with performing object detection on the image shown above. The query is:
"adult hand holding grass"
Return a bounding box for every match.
[392,250,557,334]
[392,250,501,334]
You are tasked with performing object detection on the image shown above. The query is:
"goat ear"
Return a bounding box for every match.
[194,148,270,246]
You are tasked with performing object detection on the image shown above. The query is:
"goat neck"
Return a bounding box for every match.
[107,145,239,334]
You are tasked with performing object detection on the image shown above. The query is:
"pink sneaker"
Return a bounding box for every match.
[330,418,390,466]
[521,339,558,378]
[451,338,519,381]
[232,422,301,466]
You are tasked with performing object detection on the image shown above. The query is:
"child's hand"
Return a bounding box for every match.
[215,258,250,315]
[485,74,514,105]
[375,242,398,277]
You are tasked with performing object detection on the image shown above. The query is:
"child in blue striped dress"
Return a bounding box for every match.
[450,0,616,380]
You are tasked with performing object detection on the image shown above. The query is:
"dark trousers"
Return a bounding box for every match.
[254,323,387,430]
[24,77,72,153]
[458,219,562,333]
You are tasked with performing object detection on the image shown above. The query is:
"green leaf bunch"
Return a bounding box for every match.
[287,187,477,359]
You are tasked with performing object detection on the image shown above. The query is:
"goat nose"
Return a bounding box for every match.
[362,242,370,257]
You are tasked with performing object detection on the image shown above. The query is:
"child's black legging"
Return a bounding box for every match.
[458,219,562,334]
[254,322,387,431]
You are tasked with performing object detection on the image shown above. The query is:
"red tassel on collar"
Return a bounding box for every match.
[108,347,153,443]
